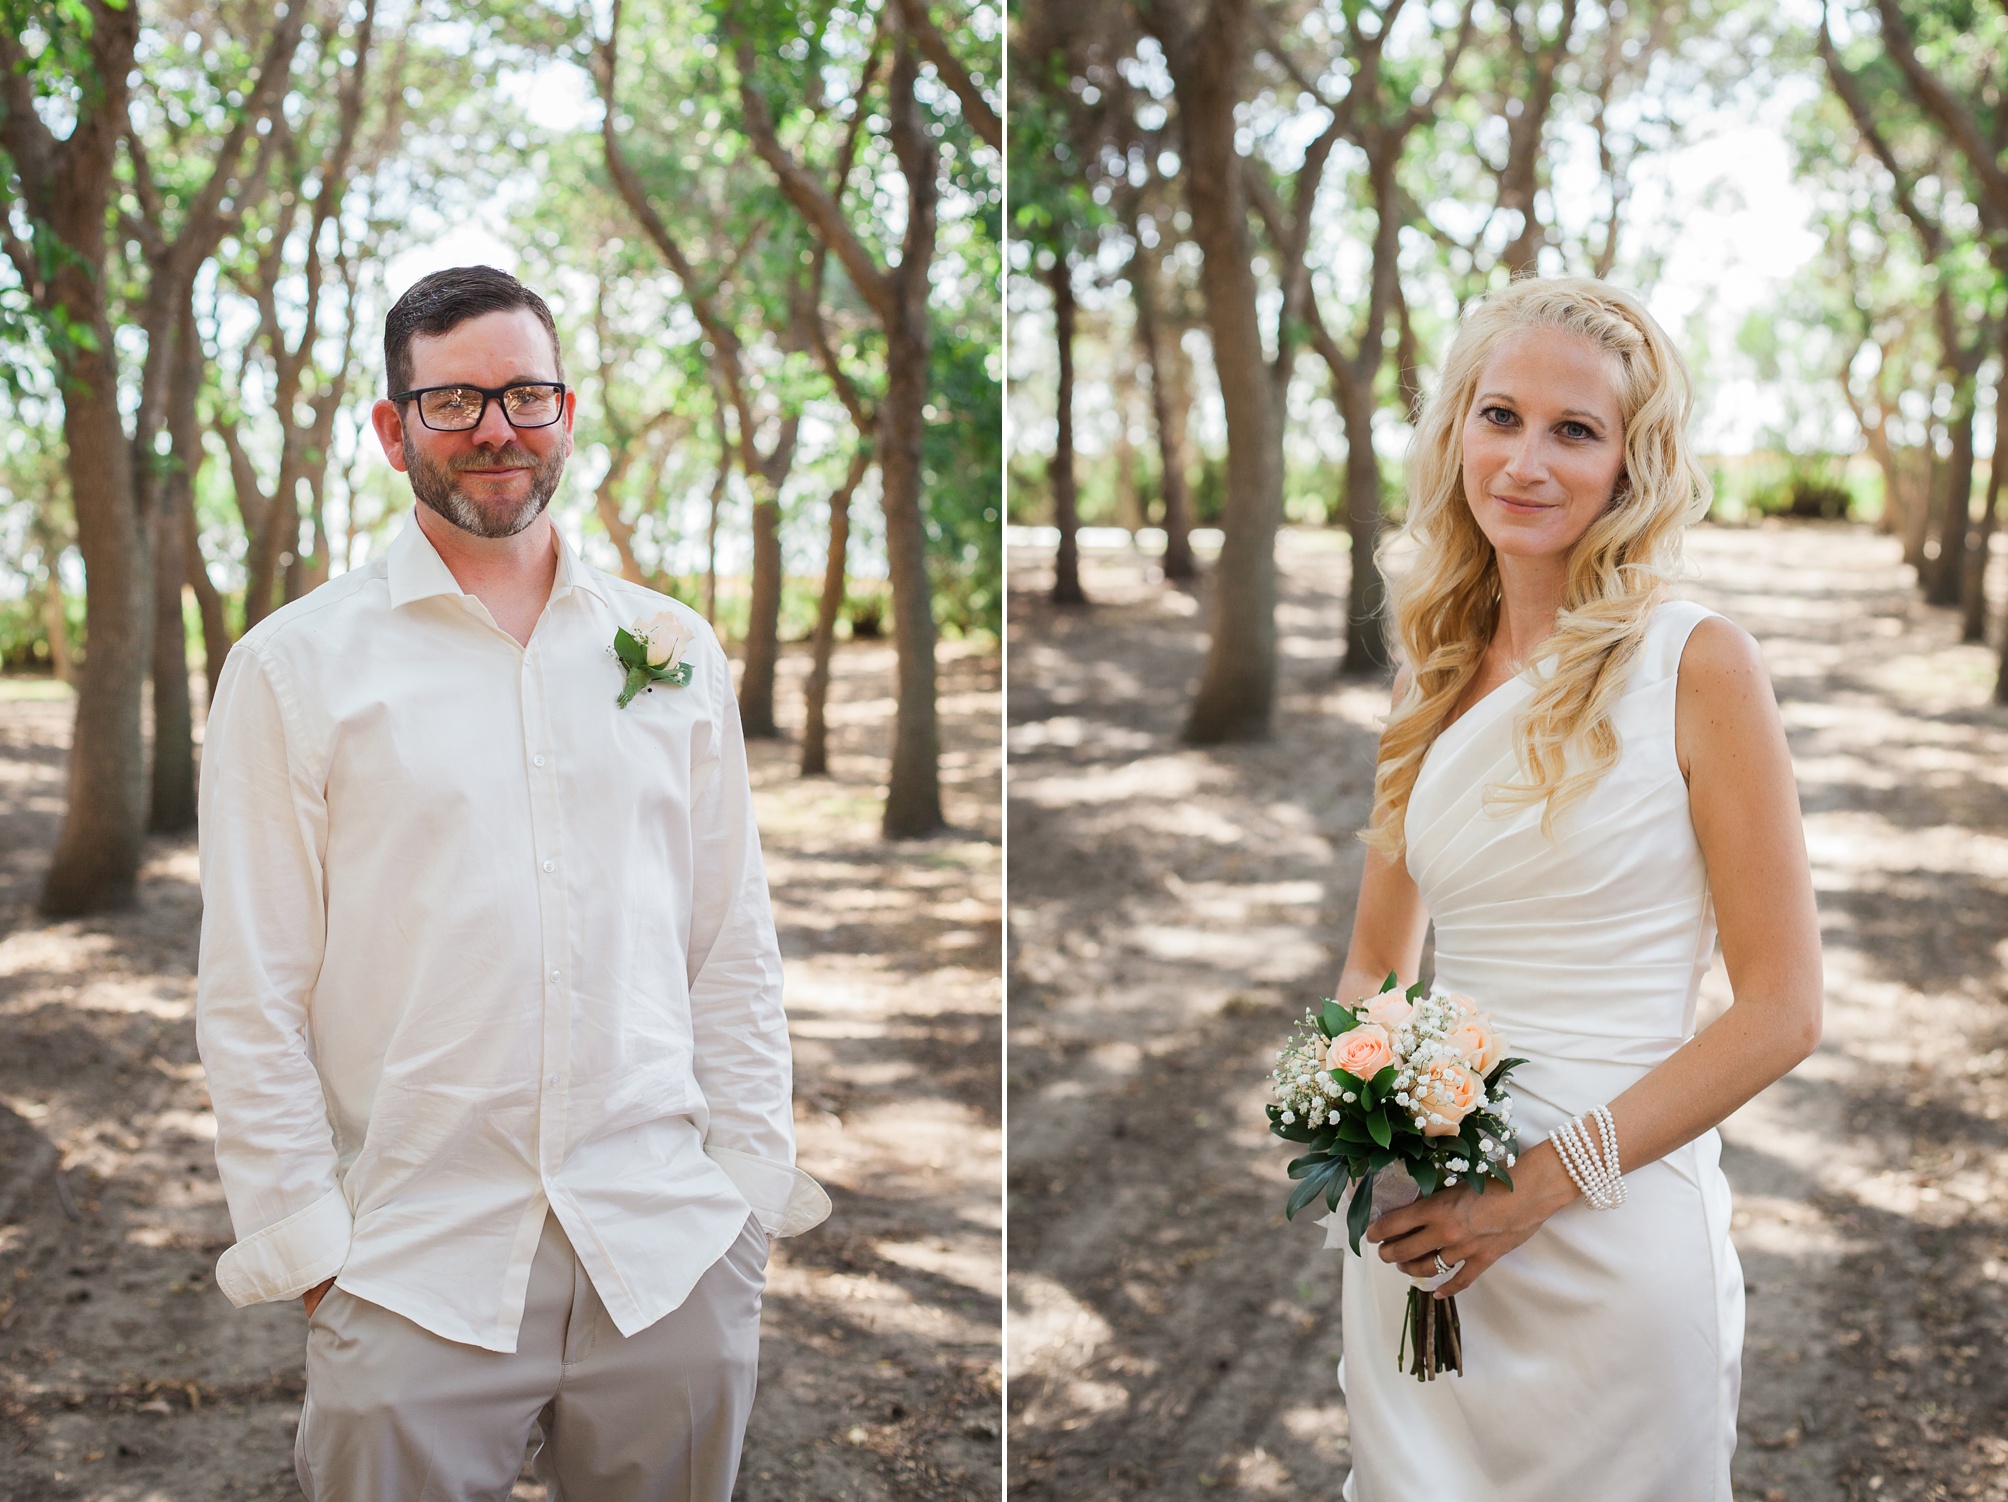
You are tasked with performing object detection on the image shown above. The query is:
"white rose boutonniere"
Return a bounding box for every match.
[611,611,696,707]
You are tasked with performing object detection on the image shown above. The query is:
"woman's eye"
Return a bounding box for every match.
[1481,405,1515,425]
[1561,422,1596,440]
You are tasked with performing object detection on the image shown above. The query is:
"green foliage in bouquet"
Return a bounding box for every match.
[1266,973,1527,1256]
[612,626,694,708]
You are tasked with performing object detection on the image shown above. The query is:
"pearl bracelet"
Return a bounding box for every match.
[1551,1104,1626,1210]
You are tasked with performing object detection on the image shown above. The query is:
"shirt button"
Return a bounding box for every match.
[542,859,555,872]
[549,970,560,983]
[546,1076,559,1088]
[533,755,546,767]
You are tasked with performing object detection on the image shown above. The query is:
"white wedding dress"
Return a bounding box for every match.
[1339,599,1743,1502]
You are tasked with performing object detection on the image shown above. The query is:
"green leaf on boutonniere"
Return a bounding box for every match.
[611,625,696,707]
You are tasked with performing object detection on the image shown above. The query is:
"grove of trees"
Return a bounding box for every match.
[0,0,1001,914]
[1009,0,2008,741]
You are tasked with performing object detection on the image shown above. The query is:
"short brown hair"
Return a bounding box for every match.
[384,266,564,397]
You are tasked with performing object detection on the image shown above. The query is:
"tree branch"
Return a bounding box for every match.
[1817,8,1947,260]
[1872,0,2008,232]
[733,35,895,325]
[892,0,1000,151]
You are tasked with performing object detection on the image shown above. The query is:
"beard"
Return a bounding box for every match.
[403,435,566,540]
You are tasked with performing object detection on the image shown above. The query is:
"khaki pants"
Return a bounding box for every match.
[296,1212,766,1502]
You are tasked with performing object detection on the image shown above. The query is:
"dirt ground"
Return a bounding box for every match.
[1006,522,2008,1502]
[0,634,1001,1502]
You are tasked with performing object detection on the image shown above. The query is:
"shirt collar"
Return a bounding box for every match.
[386,511,612,611]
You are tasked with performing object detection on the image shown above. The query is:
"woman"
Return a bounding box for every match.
[1333,278,1822,1501]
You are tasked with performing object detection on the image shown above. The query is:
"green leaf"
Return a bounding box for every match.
[1322,999,1361,1037]
[1405,978,1427,1001]
[1287,1152,1332,1179]
[613,627,649,669]
[1369,1064,1398,1096]
[1366,1110,1392,1150]
[1336,1119,1372,1144]
[1485,1056,1529,1090]
[1380,971,1399,994]
[1346,1170,1378,1254]
[1286,1160,1337,1219]
[1409,1159,1441,1196]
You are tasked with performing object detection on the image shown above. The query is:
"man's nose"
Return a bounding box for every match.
[467,395,518,448]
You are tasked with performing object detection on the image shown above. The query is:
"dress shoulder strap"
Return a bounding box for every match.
[1642,598,1718,686]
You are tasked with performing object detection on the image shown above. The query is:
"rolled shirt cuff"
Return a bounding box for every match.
[214,1186,353,1307]
[705,1145,831,1237]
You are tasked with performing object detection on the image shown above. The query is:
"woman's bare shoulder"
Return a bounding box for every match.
[1674,612,1783,777]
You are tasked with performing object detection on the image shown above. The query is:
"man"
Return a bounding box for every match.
[196,265,827,1500]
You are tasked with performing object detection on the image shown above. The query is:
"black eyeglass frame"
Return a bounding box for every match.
[389,381,571,432]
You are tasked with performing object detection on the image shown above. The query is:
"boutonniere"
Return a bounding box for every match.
[611,611,696,707]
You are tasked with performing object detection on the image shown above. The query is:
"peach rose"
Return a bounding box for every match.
[1443,1012,1502,1075]
[1411,1063,1482,1137]
[1361,990,1413,1034]
[1326,1022,1395,1081]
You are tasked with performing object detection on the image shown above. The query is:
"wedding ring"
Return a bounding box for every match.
[1432,1253,1452,1277]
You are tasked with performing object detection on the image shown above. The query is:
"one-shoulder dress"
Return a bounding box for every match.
[1339,599,1742,1502]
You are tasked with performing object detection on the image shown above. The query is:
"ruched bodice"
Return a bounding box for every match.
[1339,599,1741,1502]
[1408,598,1719,1143]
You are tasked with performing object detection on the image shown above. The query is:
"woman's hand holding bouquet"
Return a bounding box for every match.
[1267,974,1526,1379]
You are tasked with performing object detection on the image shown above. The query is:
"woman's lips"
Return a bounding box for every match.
[1492,493,1551,512]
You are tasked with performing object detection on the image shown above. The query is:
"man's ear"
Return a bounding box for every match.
[371,398,411,473]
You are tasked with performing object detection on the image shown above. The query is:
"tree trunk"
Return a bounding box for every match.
[740,493,784,736]
[1964,369,2006,641]
[879,318,944,836]
[1928,396,1975,606]
[1050,259,1087,605]
[1906,445,1939,574]
[705,425,728,625]
[1112,367,1144,533]
[42,567,71,684]
[148,303,201,833]
[34,507,73,683]
[186,502,231,711]
[1132,237,1197,581]
[734,402,804,739]
[1170,0,1282,743]
[803,446,869,776]
[44,327,153,914]
[1337,375,1391,674]
[594,454,650,585]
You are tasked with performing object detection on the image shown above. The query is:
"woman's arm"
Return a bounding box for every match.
[1369,616,1824,1292]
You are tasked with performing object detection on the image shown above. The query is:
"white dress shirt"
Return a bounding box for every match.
[196,515,828,1352]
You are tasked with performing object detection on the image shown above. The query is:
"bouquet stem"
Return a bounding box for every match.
[1399,1288,1463,1380]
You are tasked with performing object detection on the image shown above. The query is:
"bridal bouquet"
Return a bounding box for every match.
[1267,974,1526,1379]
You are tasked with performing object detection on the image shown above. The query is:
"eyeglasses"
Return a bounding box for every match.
[391,381,568,432]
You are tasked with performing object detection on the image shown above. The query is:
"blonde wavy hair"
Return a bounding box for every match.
[1365,277,1711,859]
